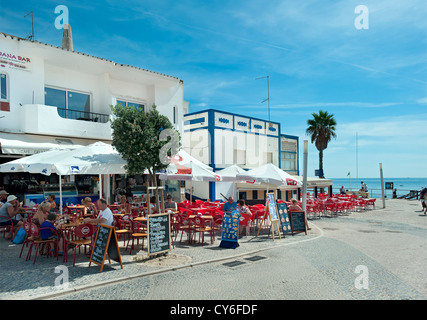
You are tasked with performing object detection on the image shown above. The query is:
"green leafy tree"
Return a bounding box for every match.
[306,110,337,178]
[110,104,181,212]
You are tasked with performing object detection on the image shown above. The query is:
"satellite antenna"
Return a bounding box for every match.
[24,11,35,41]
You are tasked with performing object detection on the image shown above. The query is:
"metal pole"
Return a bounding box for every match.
[302,140,308,212]
[380,163,385,208]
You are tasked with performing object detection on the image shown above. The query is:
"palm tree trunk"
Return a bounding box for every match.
[319,149,324,178]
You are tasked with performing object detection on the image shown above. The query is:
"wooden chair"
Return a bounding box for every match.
[191,216,214,245]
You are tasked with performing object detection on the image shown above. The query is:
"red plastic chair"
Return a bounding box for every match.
[126,220,147,254]
[113,215,131,246]
[64,224,95,266]
[323,200,337,217]
[25,223,60,264]
[19,221,33,259]
[176,214,192,243]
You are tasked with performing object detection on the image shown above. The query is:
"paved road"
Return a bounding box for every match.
[47,199,427,300]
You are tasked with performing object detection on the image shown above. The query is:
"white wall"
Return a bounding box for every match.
[0,34,185,141]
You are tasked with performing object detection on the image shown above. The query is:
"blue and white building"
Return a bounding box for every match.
[183,109,299,201]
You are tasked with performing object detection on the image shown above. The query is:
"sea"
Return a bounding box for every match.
[329,177,427,199]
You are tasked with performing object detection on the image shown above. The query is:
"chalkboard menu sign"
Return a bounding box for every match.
[147,213,171,256]
[219,210,239,249]
[89,224,123,272]
[289,211,307,235]
[277,202,292,235]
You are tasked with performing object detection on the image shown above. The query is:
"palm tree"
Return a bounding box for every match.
[306,110,337,178]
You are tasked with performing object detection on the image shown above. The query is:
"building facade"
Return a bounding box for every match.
[0,32,185,157]
[183,109,299,201]
[0,31,186,203]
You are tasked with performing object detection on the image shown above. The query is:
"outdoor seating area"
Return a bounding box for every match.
[298,193,377,219]
[0,187,380,271]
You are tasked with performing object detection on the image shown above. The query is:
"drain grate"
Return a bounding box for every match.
[244,255,267,262]
[222,260,246,268]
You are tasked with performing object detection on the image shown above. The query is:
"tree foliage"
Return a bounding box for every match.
[306,110,337,178]
[110,104,181,211]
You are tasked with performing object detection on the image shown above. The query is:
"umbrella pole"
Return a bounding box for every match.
[99,174,102,200]
[59,174,63,215]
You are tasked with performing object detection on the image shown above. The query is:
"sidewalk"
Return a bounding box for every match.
[0,216,322,299]
[2,198,420,300]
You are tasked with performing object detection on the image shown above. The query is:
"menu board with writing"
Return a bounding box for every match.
[89,224,123,273]
[147,213,171,256]
[290,211,307,235]
[219,210,239,249]
[277,202,292,235]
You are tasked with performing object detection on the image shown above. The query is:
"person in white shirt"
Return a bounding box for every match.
[83,198,113,226]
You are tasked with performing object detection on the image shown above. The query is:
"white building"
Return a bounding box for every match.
[183,109,299,201]
[0,31,186,202]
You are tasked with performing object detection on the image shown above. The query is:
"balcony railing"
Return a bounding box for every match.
[56,107,110,123]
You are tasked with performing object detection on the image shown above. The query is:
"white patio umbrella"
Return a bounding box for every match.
[0,142,128,213]
[0,148,70,173]
[236,163,302,191]
[159,161,221,202]
[216,164,245,200]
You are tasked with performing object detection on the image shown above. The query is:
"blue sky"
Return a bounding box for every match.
[1,0,426,178]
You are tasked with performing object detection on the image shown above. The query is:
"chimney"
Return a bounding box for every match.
[62,24,73,50]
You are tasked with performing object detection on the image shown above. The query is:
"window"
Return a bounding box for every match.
[234,149,246,165]
[116,99,145,111]
[45,86,91,120]
[281,152,296,170]
[263,152,273,164]
[1,73,7,100]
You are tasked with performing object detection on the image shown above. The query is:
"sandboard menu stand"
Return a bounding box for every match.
[289,211,308,235]
[147,212,171,257]
[89,224,123,273]
[219,210,240,249]
[277,202,292,236]
[256,193,281,240]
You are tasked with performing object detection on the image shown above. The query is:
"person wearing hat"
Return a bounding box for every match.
[0,195,24,238]
[0,190,9,204]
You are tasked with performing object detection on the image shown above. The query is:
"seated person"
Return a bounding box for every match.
[0,195,24,237]
[81,197,97,217]
[32,201,51,226]
[47,194,57,213]
[164,195,177,211]
[237,199,252,236]
[149,196,157,214]
[83,198,113,226]
[288,199,303,212]
[40,213,64,254]
[118,195,131,214]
